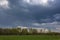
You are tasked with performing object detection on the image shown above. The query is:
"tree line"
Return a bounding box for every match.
[0,28,60,35]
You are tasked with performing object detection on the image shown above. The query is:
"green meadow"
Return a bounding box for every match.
[0,35,60,40]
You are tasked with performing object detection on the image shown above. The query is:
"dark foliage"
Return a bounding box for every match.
[0,28,60,35]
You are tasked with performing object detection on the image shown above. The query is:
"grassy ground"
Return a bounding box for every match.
[0,35,60,40]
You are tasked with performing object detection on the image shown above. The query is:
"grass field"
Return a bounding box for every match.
[0,35,60,40]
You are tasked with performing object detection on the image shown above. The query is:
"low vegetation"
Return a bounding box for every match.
[0,35,60,40]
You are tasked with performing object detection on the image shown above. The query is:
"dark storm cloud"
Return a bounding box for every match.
[0,0,60,28]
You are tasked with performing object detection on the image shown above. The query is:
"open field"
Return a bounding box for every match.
[0,35,60,40]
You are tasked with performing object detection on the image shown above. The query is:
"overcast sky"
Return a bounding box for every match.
[0,0,60,31]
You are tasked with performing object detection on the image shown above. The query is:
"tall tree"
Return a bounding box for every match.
[21,29,28,35]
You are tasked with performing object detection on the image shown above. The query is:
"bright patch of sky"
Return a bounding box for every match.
[23,0,55,7]
[0,0,10,9]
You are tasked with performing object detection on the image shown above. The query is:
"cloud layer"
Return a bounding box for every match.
[0,0,60,32]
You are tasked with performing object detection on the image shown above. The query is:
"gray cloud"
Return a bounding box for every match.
[54,14,60,21]
[0,0,60,29]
